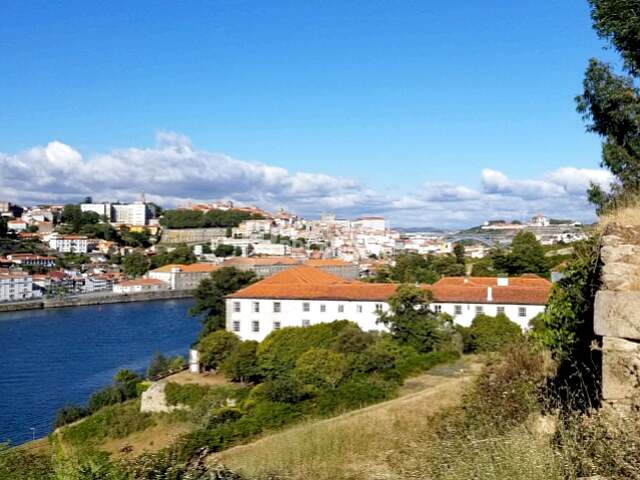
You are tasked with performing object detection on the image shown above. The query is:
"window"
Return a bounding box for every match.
[497,306,505,315]
[302,319,310,327]
[273,321,281,330]
[273,302,281,313]
[434,305,442,313]
[320,304,326,313]
[454,305,462,315]
[232,321,240,332]
[519,307,527,317]
[233,301,240,313]
[252,302,260,313]
[356,304,363,313]
[252,320,260,332]
[302,302,310,312]
[375,303,384,312]
[338,304,344,313]
[475,305,484,315]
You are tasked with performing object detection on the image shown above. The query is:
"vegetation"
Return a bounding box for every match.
[372,251,465,283]
[459,313,522,353]
[160,209,264,229]
[146,352,186,379]
[471,231,551,278]
[190,267,256,335]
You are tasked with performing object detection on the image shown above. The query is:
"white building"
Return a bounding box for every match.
[148,263,218,290]
[113,278,168,294]
[226,266,551,342]
[7,219,27,232]
[252,243,291,256]
[112,203,150,225]
[49,235,89,253]
[353,216,387,232]
[0,270,40,302]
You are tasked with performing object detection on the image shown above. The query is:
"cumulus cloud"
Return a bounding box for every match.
[0,132,612,228]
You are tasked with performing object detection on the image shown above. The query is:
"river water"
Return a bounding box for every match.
[0,299,200,444]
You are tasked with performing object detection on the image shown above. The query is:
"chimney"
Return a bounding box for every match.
[487,286,493,302]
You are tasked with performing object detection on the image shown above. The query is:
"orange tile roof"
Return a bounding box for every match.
[117,278,165,287]
[433,275,551,289]
[304,259,353,267]
[228,267,551,305]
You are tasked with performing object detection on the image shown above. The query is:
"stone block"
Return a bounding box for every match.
[601,262,640,290]
[602,336,640,401]
[600,244,640,265]
[595,291,640,340]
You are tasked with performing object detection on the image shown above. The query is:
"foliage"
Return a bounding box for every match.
[87,369,143,413]
[383,252,465,284]
[220,341,261,383]
[465,313,522,353]
[293,348,348,390]
[506,231,549,277]
[164,383,213,407]
[160,209,264,229]
[60,204,100,232]
[198,330,241,370]
[214,244,235,257]
[576,0,640,211]
[54,404,88,429]
[151,243,197,268]
[147,352,185,378]
[121,251,151,277]
[0,217,7,238]
[190,267,256,335]
[0,442,54,480]
[378,284,454,353]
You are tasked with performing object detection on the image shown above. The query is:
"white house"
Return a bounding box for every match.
[49,235,89,253]
[148,263,218,290]
[226,266,551,342]
[0,270,41,302]
[113,278,168,294]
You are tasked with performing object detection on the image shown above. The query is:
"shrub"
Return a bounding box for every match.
[0,442,54,480]
[294,348,348,390]
[467,313,522,353]
[199,330,241,370]
[257,320,360,378]
[220,341,261,383]
[54,404,87,429]
[254,375,310,404]
[164,383,211,407]
[88,369,143,412]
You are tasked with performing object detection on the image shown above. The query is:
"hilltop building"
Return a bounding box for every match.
[225,266,551,341]
[147,263,219,290]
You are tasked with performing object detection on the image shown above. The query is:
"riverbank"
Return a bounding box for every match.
[0,289,194,314]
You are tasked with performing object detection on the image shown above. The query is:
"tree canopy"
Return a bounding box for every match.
[160,208,265,229]
[576,0,640,212]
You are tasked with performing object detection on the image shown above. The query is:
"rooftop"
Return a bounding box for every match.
[150,263,219,273]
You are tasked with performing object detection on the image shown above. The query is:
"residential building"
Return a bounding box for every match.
[304,259,359,280]
[220,256,301,278]
[7,254,57,268]
[113,278,168,294]
[225,266,551,341]
[252,243,291,256]
[148,263,218,290]
[49,235,89,253]
[0,270,40,302]
[353,216,387,232]
[7,219,27,232]
[112,203,150,225]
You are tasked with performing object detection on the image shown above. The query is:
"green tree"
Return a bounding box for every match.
[147,352,170,378]
[233,246,243,256]
[220,340,261,383]
[576,0,640,212]
[506,231,549,277]
[121,251,151,277]
[293,348,348,390]
[453,243,465,264]
[151,243,197,268]
[0,217,7,237]
[378,284,452,353]
[189,267,256,334]
[467,313,522,353]
[198,330,241,370]
[214,244,235,257]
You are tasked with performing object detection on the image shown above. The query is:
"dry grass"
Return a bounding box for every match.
[100,419,192,458]
[163,370,228,387]
[213,362,481,480]
[598,199,640,230]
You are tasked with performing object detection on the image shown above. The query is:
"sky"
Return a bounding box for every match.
[0,0,622,228]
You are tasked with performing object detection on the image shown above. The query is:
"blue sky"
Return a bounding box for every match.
[0,1,620,227]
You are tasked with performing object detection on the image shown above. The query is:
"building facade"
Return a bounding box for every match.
[0,270,40,302]
[49,235,89,253]
[148,263,218,290]
[226,266,551,342]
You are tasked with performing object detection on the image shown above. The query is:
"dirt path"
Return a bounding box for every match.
[212,357,482,478]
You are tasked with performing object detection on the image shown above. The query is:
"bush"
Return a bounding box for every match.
[467,313,522,353]
[88,369,143,412]
[293,348,348,390]
[199,330,241,370]
[164,383,212,407]
[0,442,54,480]
[147,352,186,378]
[54,404,87,429]
[220,341,261,383]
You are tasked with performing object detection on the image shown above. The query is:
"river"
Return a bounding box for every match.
[0,299,200,444]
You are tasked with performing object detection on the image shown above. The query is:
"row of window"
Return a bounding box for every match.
[450,304,527,317]
[232,319,311,333]
[233,301,384,314]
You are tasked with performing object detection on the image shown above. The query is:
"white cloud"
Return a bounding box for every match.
[0,132,612,228]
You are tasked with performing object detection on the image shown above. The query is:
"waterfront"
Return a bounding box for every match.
[0,299,199,444]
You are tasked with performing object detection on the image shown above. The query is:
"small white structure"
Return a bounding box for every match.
[226,266,551,342]
[113,278,168,294]
[189,349,200,374]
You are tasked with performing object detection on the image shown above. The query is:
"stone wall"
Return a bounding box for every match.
[160,228,227,245]
[595,229,640,408]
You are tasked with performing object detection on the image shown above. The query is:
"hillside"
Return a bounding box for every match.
[212,358,482,480]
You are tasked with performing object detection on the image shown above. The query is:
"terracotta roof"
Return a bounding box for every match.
[304,259,353,267]
[222,257,300,267]
[150,263,219,273]
[433,275,551,289]
[228,267,551,305]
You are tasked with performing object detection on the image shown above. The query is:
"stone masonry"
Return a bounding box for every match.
[595,230,640,408]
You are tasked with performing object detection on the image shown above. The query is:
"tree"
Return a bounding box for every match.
[220,340,261,383]
[214,244,235,258]
[151,243,197,268]
[198,330,241,370]
[506,231,549,277]
[122,251,151,277]
[189,267,256,335]
[293,348,348,390]
[378,284,452,353]
[453,243,465,265]
[233,246,243,256]
[576,0,640,212]
[467,313,522,353]
[0,217,7,237]
[147,352,170,378]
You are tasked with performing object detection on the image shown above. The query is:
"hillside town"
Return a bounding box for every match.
[0,197,587,304]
